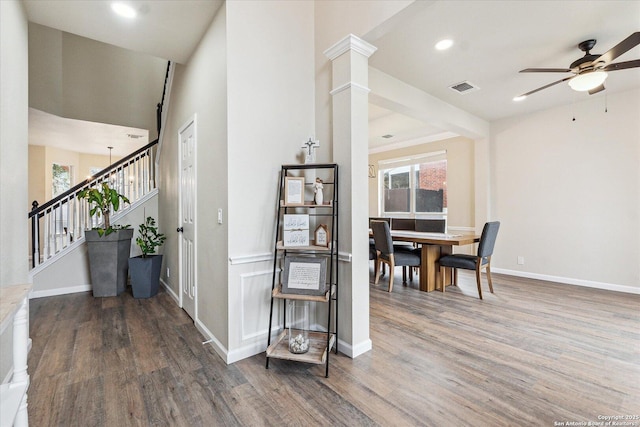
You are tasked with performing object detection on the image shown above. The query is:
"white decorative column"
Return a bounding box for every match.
[324,35,376,358]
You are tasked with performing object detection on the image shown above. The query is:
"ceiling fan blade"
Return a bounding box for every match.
[593,32,640,65]
[519,68,573,73]
[517,76,573,97]
[588,84,605,95]
[603,59,640,71]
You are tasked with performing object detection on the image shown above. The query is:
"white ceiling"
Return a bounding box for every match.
[29,108,149,157]
[367,1,640,148]
[23,0,224,64]
[22,0,640,152]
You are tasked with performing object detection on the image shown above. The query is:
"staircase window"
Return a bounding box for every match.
[52,163,72,235]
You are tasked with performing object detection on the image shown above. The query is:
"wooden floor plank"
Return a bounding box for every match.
[27,271,640,426]
[103,368,148,427]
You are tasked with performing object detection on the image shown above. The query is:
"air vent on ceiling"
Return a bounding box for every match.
[449,80,480,94]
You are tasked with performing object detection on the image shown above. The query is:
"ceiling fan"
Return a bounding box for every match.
[517,32,640,98]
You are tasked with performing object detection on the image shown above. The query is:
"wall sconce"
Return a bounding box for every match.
[368,165,376,179]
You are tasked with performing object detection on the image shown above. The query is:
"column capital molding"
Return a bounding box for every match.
[324,34,377,61]
[329,81,371,96]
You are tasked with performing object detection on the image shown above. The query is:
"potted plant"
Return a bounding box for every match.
[78,182,133,297]
[129,216,166,298]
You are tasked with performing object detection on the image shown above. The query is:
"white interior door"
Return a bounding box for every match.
[179,116,197,320]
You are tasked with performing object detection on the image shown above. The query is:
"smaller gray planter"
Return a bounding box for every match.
[85,228,134,297]
[129,255,163,298]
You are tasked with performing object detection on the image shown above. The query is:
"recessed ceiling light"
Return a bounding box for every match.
[435,39,454,51]
[111,2,137,19]
[513,95,527,102]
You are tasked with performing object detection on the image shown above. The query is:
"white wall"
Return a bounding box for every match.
[159,4,230,351]
[159,1,317,363]
[0,0,29,385]
[491,89,640,292]
[29,23,167,140]
[225,0,316,361]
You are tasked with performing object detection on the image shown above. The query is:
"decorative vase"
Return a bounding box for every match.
[85,228,134,297]
[288,300,310,354]
[129,254,163,298]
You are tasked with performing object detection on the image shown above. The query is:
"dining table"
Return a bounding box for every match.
[374,230,480,292]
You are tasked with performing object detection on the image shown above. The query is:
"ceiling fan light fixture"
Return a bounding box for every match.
[568,70,608,92]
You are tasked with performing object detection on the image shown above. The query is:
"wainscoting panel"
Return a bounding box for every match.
[239,268,281,342]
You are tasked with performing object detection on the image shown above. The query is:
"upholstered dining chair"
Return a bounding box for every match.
[369,238,376,261]
[371,220,421,292]
[438,221,500,299]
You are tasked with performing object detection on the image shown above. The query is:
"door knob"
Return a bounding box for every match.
[177,227,184,233]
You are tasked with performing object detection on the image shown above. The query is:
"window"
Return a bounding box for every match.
[380,151,447,215]
[52,163,73,235]
[52,163,72,197]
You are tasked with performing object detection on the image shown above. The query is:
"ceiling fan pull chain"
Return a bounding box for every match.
[605,92,608,113]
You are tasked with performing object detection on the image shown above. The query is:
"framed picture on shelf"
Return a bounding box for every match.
[282,257,328,296]
[283,214,309,246]
[314,224,329,247]
[284,177,305,206]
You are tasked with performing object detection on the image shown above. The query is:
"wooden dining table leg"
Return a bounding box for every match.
[419,244,442,292]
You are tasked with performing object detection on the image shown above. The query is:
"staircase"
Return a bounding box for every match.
[28,140,159,270]
[27,60,174,297]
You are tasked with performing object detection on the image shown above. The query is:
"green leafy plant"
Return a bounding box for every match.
[136,216,166,257]
[77,182,130,236]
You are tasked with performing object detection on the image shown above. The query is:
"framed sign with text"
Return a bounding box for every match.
[282,257,327,296]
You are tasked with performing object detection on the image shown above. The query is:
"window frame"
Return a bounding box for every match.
[378,150,447,218]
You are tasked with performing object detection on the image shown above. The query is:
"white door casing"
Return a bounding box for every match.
[178,115,197,320]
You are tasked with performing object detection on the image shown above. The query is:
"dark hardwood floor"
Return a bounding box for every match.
[27,270,640,426]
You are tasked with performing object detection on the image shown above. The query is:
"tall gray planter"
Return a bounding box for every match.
[85,229,134,297]
[129,255,163,298]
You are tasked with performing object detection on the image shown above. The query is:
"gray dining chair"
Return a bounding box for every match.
[371,220,421,292]
[438,221,500,299]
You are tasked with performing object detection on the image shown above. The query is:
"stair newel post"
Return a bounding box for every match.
[31,201,39,267]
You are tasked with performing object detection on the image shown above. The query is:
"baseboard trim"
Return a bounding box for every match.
[227,342,267,365]
[160,278,180,304]
[28,278,179,301]
[492,268,640,295]
[194,319,229,363]
[338,337,373,358]
[29,284,92,299]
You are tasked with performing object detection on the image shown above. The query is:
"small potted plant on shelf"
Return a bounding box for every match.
[129,216,166,298]
[78,182,133,297]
